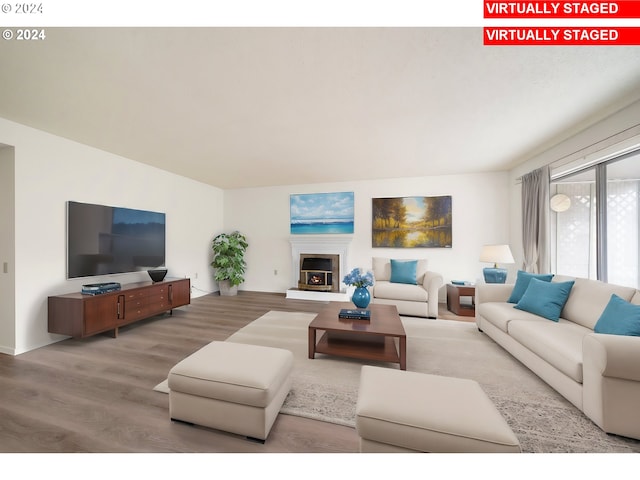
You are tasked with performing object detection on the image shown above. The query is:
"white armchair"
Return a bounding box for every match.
[371,257,443,318]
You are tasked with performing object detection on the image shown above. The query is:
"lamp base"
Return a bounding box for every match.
[483,267,507,284]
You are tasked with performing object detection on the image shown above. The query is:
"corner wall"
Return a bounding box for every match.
[223,171,511,299]
[1,117,224,354]
[0,145,16,355]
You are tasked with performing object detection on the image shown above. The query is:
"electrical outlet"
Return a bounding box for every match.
[274,269,278,275]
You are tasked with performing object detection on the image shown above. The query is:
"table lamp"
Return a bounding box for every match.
[480,244,514,283]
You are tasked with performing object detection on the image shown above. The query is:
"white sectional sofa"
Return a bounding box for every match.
[476,273,640,440]
[371,257,443,318]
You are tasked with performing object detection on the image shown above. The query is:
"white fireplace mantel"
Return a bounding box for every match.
[286,235,353,301]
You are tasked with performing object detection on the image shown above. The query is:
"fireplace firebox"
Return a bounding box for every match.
[298,254,339,292]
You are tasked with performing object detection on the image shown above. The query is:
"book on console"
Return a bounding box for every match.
[82,282,121,289]
[81,282,121,295]
[338,309,371,320]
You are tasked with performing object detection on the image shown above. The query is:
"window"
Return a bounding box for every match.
[551,150,640,289]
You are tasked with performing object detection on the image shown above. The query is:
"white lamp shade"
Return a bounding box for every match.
[480,244,515,265]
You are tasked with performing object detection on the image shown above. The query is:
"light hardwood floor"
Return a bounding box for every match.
[0,291,471,453]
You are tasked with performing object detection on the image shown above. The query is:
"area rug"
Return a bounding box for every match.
[155,310,640,453]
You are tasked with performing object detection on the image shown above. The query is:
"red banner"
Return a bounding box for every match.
[484,26,640,44]
[484,1,640,18]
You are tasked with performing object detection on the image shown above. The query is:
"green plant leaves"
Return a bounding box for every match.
[211,231,248,286]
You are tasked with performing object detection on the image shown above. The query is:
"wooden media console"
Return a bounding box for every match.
[48,277,191,338]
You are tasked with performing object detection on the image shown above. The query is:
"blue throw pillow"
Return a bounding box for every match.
[390,259,418,285]
[507,270,554,303]
[514,278,575,321]
[594,294,640,336]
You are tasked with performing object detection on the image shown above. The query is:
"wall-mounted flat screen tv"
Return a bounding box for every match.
[67,201,166,279]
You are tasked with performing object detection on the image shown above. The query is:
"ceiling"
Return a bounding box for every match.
[1,27,640,189]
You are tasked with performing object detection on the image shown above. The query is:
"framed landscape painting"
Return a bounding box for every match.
[290,192,354,234]
[372,196,452,248]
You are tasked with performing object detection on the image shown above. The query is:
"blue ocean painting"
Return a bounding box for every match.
[290,192,354,234]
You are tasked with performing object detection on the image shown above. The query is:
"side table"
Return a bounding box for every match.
[446,284,476,317]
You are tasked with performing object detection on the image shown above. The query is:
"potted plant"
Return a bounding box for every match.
[210,231,249,296]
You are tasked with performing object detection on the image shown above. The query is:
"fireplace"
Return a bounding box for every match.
[298,254,339,292]
[287,235,353,301]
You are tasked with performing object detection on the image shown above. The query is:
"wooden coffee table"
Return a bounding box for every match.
[308,302,406,370]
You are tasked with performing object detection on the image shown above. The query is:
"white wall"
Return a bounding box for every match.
[223,171,512,300]
[0,117,224,355]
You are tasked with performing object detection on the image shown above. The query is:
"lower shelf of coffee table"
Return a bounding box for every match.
[315,331,400,364]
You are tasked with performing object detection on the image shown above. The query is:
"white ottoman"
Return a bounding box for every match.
[168,341,293,441]
[356,366,521,453]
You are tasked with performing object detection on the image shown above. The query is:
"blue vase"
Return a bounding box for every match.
[352,287,371,309]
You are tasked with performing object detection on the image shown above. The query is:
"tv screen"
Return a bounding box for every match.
[67,201,166,279]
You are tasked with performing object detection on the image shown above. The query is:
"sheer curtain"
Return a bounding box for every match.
[607,179,639,287]
[554,182,597,279]
[521,166,550,273]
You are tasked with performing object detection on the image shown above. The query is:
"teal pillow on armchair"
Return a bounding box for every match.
[390,259,418,285]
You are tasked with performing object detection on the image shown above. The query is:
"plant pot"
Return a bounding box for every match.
[218,280,238,296]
